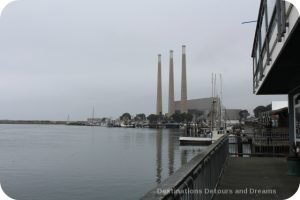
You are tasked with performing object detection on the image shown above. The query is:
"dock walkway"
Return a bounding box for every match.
[214,157,300,200]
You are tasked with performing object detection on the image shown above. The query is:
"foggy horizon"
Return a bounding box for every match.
[0,0,287,121]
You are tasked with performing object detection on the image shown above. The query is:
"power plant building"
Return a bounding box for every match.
[174,97,221,120]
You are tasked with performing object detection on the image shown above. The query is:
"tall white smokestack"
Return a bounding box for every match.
[168,50,175,117]
[156,54,163,115]
[181,45,188,113]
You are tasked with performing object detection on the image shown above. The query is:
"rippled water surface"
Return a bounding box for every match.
[0,124,204,200]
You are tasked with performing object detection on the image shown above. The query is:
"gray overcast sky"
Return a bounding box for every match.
[0,0,286,120]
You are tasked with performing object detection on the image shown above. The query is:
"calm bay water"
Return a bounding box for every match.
[0,124,205,200]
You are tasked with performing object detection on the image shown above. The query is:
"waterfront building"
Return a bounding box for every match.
[251,0,300,146]
[259,107,288,128]
[258,101,288,127]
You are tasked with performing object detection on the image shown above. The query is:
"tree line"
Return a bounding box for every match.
[119,104,271,125]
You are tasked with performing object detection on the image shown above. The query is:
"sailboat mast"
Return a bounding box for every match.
[66,114,70,125]
[214,74,217,99]
[218,74,221,129]
[92,106,95,120]
[210,74,213,131]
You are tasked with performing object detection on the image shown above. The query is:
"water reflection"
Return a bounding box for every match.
[0,125,206,200]
[168,130,174,176]
[156,129,162,183]
[155,129,204,184]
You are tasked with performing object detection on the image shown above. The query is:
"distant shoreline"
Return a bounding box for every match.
[0,120,68,125]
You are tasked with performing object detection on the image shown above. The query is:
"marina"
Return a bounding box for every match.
[0,0,299,199]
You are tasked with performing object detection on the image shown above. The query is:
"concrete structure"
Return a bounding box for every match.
[156,54,162,115]
[168,50,175,117]
[180,45,188,113]
[251,0,300,145]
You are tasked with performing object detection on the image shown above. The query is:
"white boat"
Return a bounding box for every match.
[179,136,213,145]
[120,123,135,128]
[179,131,222,146]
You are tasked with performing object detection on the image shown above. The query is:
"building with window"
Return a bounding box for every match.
[251,0,300,145]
